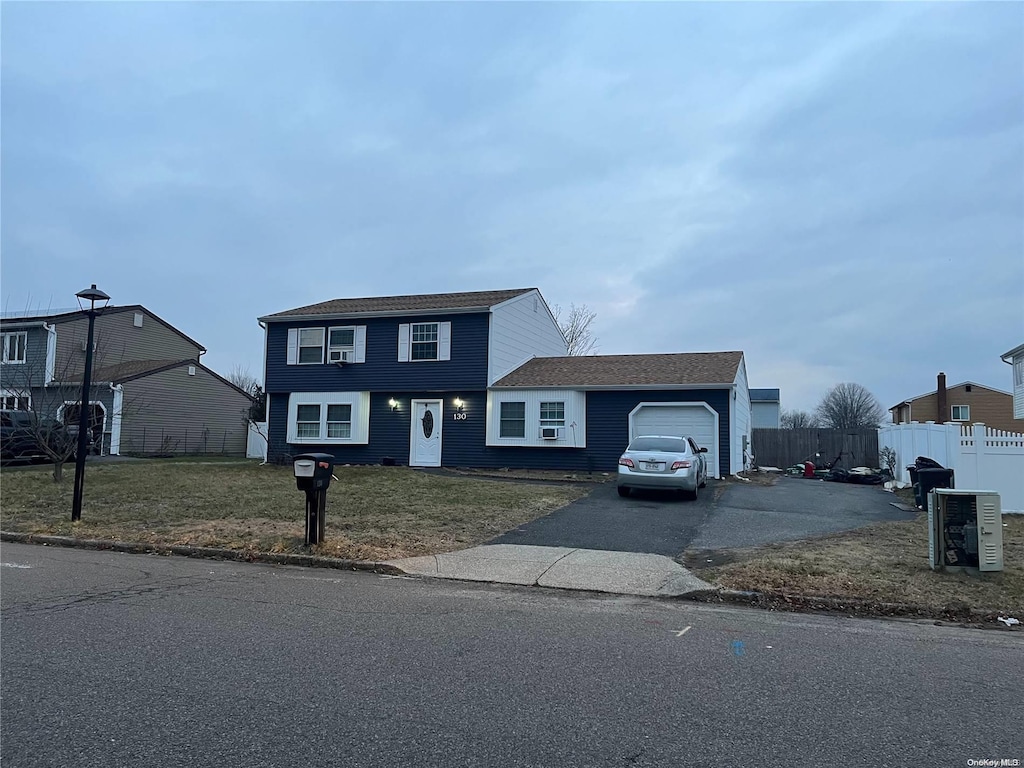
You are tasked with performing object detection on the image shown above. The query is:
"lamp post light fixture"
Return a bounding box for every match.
[71,284,110,523]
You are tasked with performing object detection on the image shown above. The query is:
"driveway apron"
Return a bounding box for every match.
[490,482,712,556]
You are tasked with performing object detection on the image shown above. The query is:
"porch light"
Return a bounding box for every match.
[389,398,398,412]
[454,397,464,412]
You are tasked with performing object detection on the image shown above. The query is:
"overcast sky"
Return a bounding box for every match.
[2,2,1022,414]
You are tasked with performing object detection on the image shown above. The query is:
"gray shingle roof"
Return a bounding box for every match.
[261,288,536,320]
[68,359,189,383]
[493,352,744,388]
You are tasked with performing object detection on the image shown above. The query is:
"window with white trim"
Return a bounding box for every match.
[2,332,27,364]
[328,327,355,363]
[951,405,970,421]
[288,392,369,444]
[326,404,352,438]
[539,401,565,428]
[298,328,325,364]
[1015,358,1024,387]
[411,323,439,361]
[500,401,526,438]
[1,392,31,410]
[296,404,321,437]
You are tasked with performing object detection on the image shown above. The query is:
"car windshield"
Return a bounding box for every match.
[628,437,688,453]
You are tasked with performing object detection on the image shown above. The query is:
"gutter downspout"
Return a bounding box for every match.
[258,320,269,465]
[109,384,124,455]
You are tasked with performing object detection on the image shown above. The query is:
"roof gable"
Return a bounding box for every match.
[1,305,205,353]
[890,380,1013,410]
[69,358,254,399]
[259,288,537,321]
[492,352,744,388]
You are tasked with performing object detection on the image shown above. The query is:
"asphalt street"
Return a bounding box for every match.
[492,475,914,556]
[2,542,1021,768]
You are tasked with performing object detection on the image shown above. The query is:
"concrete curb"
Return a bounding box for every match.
[688,586,1019,628]
[0,531,405,576]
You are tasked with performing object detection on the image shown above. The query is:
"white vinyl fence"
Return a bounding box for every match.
[879,422,1024,513]
[247,421,268,461]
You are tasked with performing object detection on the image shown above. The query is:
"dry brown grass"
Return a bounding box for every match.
[695,505,1024,619]
[444,467,614,483]
[0,462,587,560]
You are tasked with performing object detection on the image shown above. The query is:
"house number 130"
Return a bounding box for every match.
[453,411,468,421]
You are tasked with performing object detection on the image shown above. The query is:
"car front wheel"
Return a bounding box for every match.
[617,486,630,498]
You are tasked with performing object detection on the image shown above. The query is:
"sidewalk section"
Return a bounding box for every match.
[387,544,715,598]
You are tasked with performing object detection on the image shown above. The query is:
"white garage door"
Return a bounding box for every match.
[630,403,720,478]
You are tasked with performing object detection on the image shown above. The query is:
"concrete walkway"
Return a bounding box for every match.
[387,544,715,598]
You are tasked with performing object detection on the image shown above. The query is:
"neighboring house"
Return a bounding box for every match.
[889,371,1017,433]
[0,306,253,456]
[749,388,781,428]
[258,287,753,477]
[1000,343,1024,420]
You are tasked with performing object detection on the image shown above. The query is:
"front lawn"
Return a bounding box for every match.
[691,488,1023,621]
[0,462,588,561]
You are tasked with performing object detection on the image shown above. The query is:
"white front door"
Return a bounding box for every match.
[410,399,443,467]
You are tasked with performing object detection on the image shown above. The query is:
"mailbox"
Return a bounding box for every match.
[294,453,335,491]
[293,453,335,546]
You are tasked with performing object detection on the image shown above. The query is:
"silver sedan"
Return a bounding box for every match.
[617,435,708,500]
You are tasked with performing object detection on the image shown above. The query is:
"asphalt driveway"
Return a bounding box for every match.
[490,476,915,557]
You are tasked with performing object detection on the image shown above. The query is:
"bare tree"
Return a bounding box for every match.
[552,303,598,356]
[0,339,133,482]
[814,383,886,429]
[780,409,819,429]
[226,364,265,422]
[227,364,261,395]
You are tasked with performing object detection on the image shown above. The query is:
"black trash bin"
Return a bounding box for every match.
[917,467,954,509]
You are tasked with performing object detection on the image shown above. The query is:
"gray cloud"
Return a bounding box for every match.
[2,2,1021,413]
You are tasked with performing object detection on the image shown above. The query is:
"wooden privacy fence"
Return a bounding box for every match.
[752,427,879,470]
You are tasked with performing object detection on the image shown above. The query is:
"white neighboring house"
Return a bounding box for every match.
[1001,343,1024,421]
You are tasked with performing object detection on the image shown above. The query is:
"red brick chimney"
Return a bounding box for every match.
[937,372,948,422]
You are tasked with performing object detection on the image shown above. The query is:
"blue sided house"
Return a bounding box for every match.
[259,288,752,478]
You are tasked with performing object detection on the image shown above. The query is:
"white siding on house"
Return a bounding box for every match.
[486,389,586,447]
[487,290,568,385]
[732,360,752,473]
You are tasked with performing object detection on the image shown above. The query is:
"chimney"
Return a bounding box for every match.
[937,372,947,422]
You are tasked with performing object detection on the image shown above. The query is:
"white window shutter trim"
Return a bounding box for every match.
[287,329,298,365]
[287,396,297,441]
[355,326,367,363]
[398,324,410,362]
[439,322,451,361]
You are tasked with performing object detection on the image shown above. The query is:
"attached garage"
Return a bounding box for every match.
[489,351,752,477]
[629,402,720,478]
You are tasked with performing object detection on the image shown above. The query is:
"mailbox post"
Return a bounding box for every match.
[293,453,335,546]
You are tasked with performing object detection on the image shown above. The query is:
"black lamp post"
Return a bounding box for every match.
[71,284,110,523]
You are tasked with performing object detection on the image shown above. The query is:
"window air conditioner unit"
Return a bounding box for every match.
[540,427,559,440]
[329,349,354,364]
